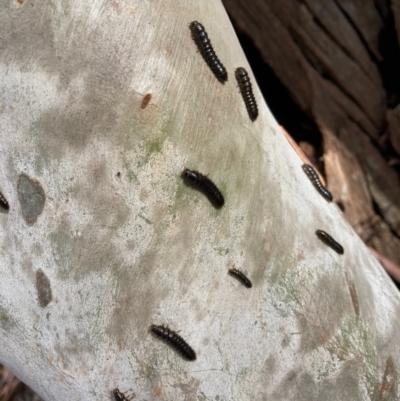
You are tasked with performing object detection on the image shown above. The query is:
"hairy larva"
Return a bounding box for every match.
[181,168,224,208]
[113,389,129,401]
[189,21,228,84]
[235,67,258,121]
[316,230,344,255]
[0,191,9,210]
[151,325,196,361]
[302,164,332,202]
[228,268,252,288]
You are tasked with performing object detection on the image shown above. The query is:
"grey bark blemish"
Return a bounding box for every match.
[14,0,26,8]
[17,174,45,225]
[141,94,152,109]
[346,274,360,316]
[378,356,396,400]
[36,269,52,308]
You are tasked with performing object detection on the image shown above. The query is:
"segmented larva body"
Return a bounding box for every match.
[151,325,196,361]
[113,389,129,401]
[228,269,252,288]
[302,164,332,202]
[235,67,258,122]
[0,191,9,210]
[189,21,228,84]
[316,230,344,255]
[182,168,224,208]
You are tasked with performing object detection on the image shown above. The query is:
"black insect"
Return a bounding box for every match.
[113,389,129,401]
[151,325,196,361]
[0,191,9,210]
[228,268,252,288]
[302,164,332,202]
[235,67,258,122]
[182,168,224,208]
[316,230,344,255]
[189,21,228,84]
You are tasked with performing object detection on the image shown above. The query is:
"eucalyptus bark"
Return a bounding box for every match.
[0,1,399,400]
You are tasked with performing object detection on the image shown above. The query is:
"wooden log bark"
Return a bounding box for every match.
[334,0,383,60]
[1,0,400,400]
[386,97,400,157]
[323,132,400,266]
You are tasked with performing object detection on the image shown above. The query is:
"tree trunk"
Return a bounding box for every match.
[0,1,399,400]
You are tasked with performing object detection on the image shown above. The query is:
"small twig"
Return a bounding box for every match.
[369,248,400,283]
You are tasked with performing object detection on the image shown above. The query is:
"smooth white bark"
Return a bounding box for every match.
[0,1,399,400]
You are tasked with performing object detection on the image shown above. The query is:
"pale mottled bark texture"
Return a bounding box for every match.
[0,1,399,400]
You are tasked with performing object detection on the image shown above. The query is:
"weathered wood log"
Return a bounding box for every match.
[386,106,400,156]
[1,1,400,400]
[324,132,400,266]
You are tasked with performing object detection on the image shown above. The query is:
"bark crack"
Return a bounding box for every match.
[288,26,379,135]
[331,0,380,63]
[299,0,374,79]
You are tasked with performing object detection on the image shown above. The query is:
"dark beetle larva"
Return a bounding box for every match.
[113,389,129,401]
[151,325,196,361]
[228,268,252,288]
[316,230,344,255]
[0,191,9,210]
[182,168,224,208]
[235,67,258,121]
[189,21,228,84]
[302,164,332,202]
